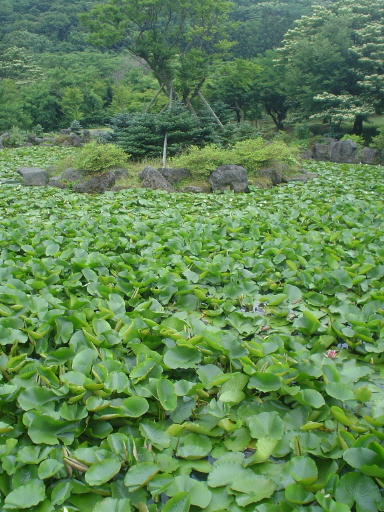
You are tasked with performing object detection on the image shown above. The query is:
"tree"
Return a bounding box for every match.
[277,0,384,133]
[82,0,234,106]
[0,46,43,84]
[229,0,314,59]
[59,86,85,122]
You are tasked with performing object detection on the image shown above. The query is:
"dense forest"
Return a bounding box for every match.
[0,0,382,136]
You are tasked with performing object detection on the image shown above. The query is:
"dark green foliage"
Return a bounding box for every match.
[109,103,220,159]
[0,0,97,53]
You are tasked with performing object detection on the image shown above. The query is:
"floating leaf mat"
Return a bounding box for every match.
[0,153,383,512]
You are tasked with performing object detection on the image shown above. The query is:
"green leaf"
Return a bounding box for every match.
[285,483,315,504]
[124,462,160,492]
[219,372,249,403]
[38,459,64,479]
[207,460,248,488]
[92,498,132,512]
[157,378,177,411]
[163,346,201,369]
[296,389,325,409]
[287,456,318,485]
[248,412,284,440]
[326,382,356,401]
[293,310,321,335]
[248,372,281,392]
[333,269,353,288]
[139,420,171,450]
[166,475,211,508]
[176,433,212,460]
[335,472,381,512]
[85,458,121,486]
[4,480,45,509]
[162,492,190,512]
[121,396,149,417]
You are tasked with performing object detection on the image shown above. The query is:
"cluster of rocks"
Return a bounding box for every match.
[0,128,92,149]
[304,138,384,165]
[15,163,317,194]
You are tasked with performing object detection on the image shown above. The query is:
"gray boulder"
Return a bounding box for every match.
[113,168,129,179]
[301,149,314,160]
[329,139,359,163]
[61,168,84,182]
[70,133,82,147]
[209,164,249,193]
[360,147,379,165]
[257,168,283,185]
[48,177,68,189]
[138,166,175,193]
[82,130,91,143]
[158,167,191,183]
[313,143,329,161]
[17,167,48,186]
[73,171,116,194]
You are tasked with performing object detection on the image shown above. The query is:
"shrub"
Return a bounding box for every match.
[170,137,300,177]
[340,133,365,146]
[169,144,228,176]
[73,141,129,172]
[232,138,300,173]
[294,123,312,140]
[3,126,27,147]
[370,129,384,150]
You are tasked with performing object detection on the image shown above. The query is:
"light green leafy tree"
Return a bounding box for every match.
[81,0,234,106]
[59,86,85,122]
[278,0,384,134]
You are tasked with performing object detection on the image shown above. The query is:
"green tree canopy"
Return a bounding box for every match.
[82,0,234,106]
[278,0,384,133]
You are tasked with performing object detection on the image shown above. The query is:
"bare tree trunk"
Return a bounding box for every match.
[197,91,223,127]
[144,84,165,113]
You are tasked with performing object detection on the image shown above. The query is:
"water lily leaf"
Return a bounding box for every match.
[162,492,190,512]
[163,346,201,369]
[233,475,276,506]
[177,433,212,460]
[28,414,77,445]
[288,456,318,485]
[121,396,149,417]
[219,373,249,403]
[248,372,281,392]
[105,371,129,392]
[38,459,64,479]
[92,498,132,512]
[294,310,321,335]
[326,382,356,401]
[207,460,248,488]
[335,472,382,512]
[157,378,177,411]
[296,389,325,409]
[333,269,353,288]
[85,458,121,486]
[124,462,160,492]
[316,493,351,512]
[18,386,59,412]
[51,481,73,506]
[4,480,45,509]
[166,475,211,508]
[248,412,284,440]
[285,483,315,504]
[139,420,171,450]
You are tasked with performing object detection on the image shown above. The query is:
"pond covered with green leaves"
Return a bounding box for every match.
[0,149,383,512]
